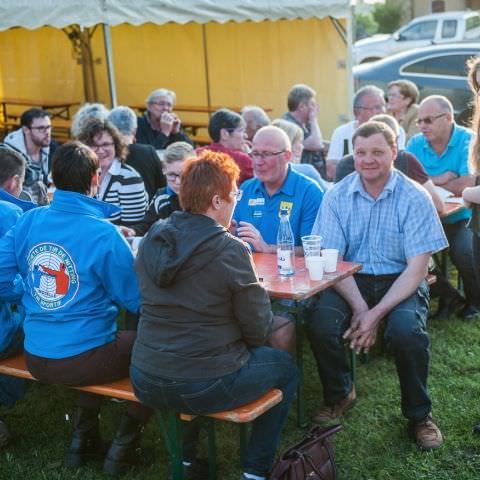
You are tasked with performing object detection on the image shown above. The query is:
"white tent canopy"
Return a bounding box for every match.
[0,0,350,30]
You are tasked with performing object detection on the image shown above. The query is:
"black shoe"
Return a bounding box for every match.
[103,414,145,476]
[432,295,465,320]
[65,407,107,468]
[473,423,480,435]
[168,458,209,480]
[459,304,480,321]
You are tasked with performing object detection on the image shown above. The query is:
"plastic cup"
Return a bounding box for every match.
[307,256,324,281]
[322,249,339,273]
[302,235,322,264]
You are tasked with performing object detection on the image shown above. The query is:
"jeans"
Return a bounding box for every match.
[0,328,26,407]
[306,274,432,421]
[130,346,298,476]
[444,220,480,306]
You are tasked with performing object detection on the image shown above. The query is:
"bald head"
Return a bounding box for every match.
[253,125,292,151]
[251,126,292,193]
[419,95,454,116]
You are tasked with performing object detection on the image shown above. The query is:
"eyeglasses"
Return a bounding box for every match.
[415,113,447,126]
[150,101,173,108]
[355,105,385,112]
[166,172,181,182]
[225,127,246,135]
[30,125,52,132]
[91,142,115,151]
[387,93,404,100]
[230,189,243,201]
[250,150,286,160]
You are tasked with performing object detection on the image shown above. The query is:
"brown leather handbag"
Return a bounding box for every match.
[270,425,342,480]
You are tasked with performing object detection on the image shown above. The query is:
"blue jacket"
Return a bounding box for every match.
[0,189,36,352]
[0,189,140,359]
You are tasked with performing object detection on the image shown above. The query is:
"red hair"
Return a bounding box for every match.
[180,149,240,214]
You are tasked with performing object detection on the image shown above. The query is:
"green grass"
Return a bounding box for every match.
[2,312,480,479]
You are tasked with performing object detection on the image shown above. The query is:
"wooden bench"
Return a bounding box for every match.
[191,134,211,146]
[0,353,282,480]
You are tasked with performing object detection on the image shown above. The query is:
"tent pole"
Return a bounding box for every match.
[201,24,212,117]
[102,23,118,108]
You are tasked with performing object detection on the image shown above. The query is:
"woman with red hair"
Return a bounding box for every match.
[131,149,298,480]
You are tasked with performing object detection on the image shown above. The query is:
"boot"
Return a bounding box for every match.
[65,407,107,468]
[103,414,145,476]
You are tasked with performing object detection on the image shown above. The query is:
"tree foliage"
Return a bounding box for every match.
[373,1,403,34]
[355,12,378,40]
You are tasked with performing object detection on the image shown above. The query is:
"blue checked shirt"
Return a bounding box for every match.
[312,170,448,275]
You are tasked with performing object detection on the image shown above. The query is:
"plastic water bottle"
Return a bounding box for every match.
[277,208,295,276]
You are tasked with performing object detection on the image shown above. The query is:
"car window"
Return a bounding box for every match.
[400,21,437,41]
[465,15,480,39]
[441,20,457,39]
[403,54,472,76]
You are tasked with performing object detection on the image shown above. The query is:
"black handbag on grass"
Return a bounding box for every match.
[270,424,342,480]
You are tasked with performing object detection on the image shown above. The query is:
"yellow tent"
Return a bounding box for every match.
[0,0,353,137]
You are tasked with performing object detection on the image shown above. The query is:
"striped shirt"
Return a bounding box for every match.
[312,169,448,275]
[99,159,147,226]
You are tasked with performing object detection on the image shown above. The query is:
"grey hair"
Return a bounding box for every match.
[370,114,400,137]
[353,85,385,109]
[71,103,109,138]
[241,105,270,128]
[107,106,138,136]
[146,88,176,105]
[420,95,454,115]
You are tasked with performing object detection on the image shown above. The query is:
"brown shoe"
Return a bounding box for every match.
[411,414,443,450]
[313,386,356,424]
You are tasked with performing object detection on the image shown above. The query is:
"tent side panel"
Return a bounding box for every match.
[0,27,83,114]
[205,18,349,139]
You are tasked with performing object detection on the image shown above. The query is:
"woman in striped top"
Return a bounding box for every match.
[79,119,147,226]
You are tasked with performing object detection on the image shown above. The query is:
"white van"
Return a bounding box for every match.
[354,10,480,64]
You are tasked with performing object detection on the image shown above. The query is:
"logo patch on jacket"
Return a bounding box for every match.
[27,243,79,310]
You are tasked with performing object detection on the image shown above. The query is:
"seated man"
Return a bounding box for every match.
[130,150,298,480]
[327,85,406,181]
[335,113,445,214]
[282,84,325,177]
[307,121,447,450]
[5,108,58,205]
[0,142,152,475]
[233,125,323,252]
[107,106,166,201]
[407,95,480,319]
[136,88,193,149]
[197,108,253,185]
[0,147,36,447]
[241,105,270,144]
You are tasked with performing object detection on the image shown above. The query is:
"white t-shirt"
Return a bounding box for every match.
[327,120,406,161]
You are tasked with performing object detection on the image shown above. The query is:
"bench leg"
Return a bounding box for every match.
[239,423,248,466]
[159,412,184,480]
[294,302,308,428]
[203,418,218,480]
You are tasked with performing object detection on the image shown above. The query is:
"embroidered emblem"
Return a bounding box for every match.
[279,201,293,217]
[27,243,79,310]
[248,197,265,207]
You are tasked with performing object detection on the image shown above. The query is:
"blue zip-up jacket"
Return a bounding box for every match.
[0,189,140,359]
[0,189,36,352]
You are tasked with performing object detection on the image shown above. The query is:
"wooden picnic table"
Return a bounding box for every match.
[252,252,362,425]
[132,104,272,115]
[0,97,79,120]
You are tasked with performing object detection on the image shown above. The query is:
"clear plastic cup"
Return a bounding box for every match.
[307,256,325,281]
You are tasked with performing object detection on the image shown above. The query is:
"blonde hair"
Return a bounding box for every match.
[163,141,194,165]
[467,57,480,174]
[271,118,304,146]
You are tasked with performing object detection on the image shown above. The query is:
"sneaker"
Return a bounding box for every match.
[312,386,356,424]
[410,414,443,450]
[168,458,209,480]
[0,419,10,448]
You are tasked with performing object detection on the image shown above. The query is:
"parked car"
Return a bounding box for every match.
[353,43,480,125]
[354,10,480,64]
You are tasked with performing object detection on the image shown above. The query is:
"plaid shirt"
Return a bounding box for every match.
[312,170,448,275]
